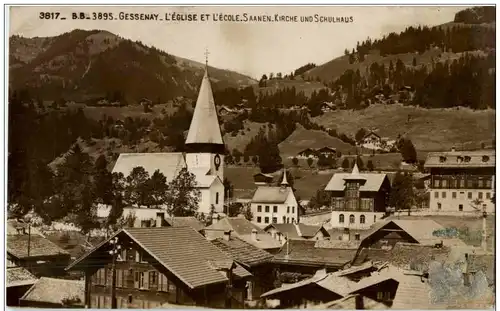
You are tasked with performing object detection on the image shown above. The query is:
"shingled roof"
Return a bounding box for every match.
[325,172,389,192]
[273,239,357,267]
[264,223,328,239]
[211,236,273,268]
[7,267,37,288]
[7,234,70,259]
[251,186,292,204]
[166,217,205,232]
[68,227,251,289]
[20,277,84,306]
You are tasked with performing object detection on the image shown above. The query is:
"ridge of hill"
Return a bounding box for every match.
[9,29,257,103]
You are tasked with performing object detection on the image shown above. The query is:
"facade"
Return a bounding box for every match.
[112,66,225,215]
[66,226,252,309]
[325,164,391,229]
[250,169,299,225]
[424,149,495,213]
[297,148,318,159]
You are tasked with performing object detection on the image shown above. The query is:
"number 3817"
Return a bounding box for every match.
[39,12,60,19]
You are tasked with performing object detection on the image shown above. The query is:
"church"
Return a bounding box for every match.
[112,64,225,215]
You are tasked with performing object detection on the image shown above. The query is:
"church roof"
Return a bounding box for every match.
[112,153,186,182]
[185,68,224,146]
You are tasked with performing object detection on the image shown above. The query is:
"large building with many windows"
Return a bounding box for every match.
[424,149,495,213]
[324,164,391,229]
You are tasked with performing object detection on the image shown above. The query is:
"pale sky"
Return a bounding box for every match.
[10,6,467,79]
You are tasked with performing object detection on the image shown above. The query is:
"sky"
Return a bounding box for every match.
[9,6,467,79]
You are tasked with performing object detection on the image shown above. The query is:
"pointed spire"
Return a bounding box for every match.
[344,161,366,182]
[351,162,360,175]
[281,167,289,187]
[185,51,224,153]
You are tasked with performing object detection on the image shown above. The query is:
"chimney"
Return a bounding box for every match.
[251,229,258,241]
[223,230,231,241]
[342,228,350,241]
[156,212,164,227]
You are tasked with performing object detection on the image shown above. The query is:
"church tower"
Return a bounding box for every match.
[184,56,225,183]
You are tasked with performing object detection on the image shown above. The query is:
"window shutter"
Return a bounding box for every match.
[134,272,140,288]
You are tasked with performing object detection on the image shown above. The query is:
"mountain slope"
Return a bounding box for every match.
[9,29,257,102]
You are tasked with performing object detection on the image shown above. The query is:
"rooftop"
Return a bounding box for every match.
[166,217,205,232]
[7,267,37,288]
[7,234,70,259]
[325,172,388,192]
[20,277,84,306]
[211,236,273,267]
[424,150,495,168]
[264,223,327,239]
[251,186,292,204]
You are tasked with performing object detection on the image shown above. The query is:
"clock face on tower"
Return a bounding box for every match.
[214,154,221,171]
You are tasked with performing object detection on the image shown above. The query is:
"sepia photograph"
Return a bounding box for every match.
[5,4,496,309]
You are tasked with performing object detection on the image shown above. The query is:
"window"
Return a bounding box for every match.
[460,179,465,188]
[257,217,261,223]
[468,192,472,199]
[136,250,147,263]
[464,156,471,163]
[442,192,446,199]
[467,179,473,188]
[158,274,170,292]
[282,216,286,223]
[95,268,107,286]
[215,192,219,205]
[128,295,133,304]
[374,215,376,222]
[433,179,440,188]
[292,206,295,213]
[459,204,463,212]
[287,206,290,213]
[355,234,360,241]
[486,192,491,199]
[115,269,124,288]
[287,217,290,223]
[264,217,269,224]
[377,292,384,300]
[478,179,484,188]
[452,192,457,199]
[149,271,158,288]
[442,179,448,188]
[360,215,365,224]
[439,156,446,163]
[291,218,295,223]
[478,192,483,199]
[434,191,439,198]
[273,206,278,213]
[134,272,146,289]
[265,206,270,213]
[486,179,492,188]
[339,214,344,223]
[141,220,151,228]
[349,215,355,224]
[257,205,262,212]
[437,203,442,210]
[272,217,277,224]
[118,248,127,261]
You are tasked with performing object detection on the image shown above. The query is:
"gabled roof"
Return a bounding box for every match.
[205,217,281,250]
[325,172,388,192]
[185,68,224,146]
[7,234,70,259]
[7,267,37,288]
[211,236,273,267]
[20,277,84,306]
[68,227,251,289]
[363,131,381,139]
[251,186,292,203]
[166,217,205,232]
[424,150,495,168]
[273,239,357,267]
[112,153,186,182]
[264,223,328,239]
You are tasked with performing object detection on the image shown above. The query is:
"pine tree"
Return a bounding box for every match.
[93,155,113,205]
[124,166,150,207]
[342,158,350,170]
[401,139,418,164]
[389,171,414,213]
[146,170,169,208]
[356,156,365,171]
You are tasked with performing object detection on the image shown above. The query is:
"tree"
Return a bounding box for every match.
[107,172,126,227]
[292,157,299,166]
[146,170,169,208]
[307,157,314,168]
[258,139,282,173]
[93,155,113,205]
[124,166,150,207]
[342,157,350,170]
[251,155,258,165]
[242,205,253,221]
[223,178,234,203]
[317,155,329,168]
[355,128,368,143]
[367,159,375,171]
[388,171,414,214]
[165,168,201,217]
[226,202,243,217]
[243,154,250,163]
[400,139,418,164]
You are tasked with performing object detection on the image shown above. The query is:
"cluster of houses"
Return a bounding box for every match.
[6,64,495,309]
[296,147,337,159]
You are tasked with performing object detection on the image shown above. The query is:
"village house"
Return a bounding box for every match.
[424,149,495,213]
[253,172,274,185]
[297,148,318,159]
[210,230,276,301]
[7,265,38,306]
[317,147,337,157]
[250,170,299,226]
[66,226,252,309]
[264,223,330,244]
[325,163,391,229]
[204,216,282,253]
[7,232,72,278]
[19,277,85,308]
[218,106,236,116]
[361,131,383,150]
[111,65,226,216]
[321,102,336,112]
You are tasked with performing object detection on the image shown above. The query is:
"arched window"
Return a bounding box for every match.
[215,192,219,205]
[349,214,355,224]
[339,214,344,223]
[360,215,366,224]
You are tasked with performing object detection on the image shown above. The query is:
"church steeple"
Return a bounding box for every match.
[185,52,224,154]
[281,167,289,187]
